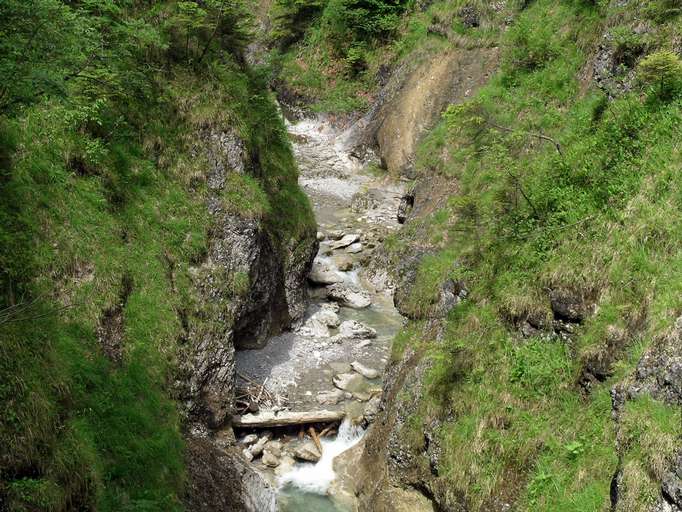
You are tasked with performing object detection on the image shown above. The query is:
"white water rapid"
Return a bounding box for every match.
[278,419,365,495]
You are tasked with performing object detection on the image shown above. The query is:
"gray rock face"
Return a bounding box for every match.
[612,317,682,510]
[663,463,682,509]
[182,125,316,510]
[435,279,467,318]
[549,288,589,323]
[205,129,246,190]
[185,128,317,427]
[592,26,644,99]
[633,316,682,405]
[184,437,276,512]
[284,234,319,325]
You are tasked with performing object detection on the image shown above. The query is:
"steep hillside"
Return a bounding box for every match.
[264,0,682,510]
[0,2,315,511]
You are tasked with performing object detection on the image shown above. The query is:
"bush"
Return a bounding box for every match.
[504,17,559,73]
[321,0,409,56]
[638,50,682,100]
[271,0,326,48]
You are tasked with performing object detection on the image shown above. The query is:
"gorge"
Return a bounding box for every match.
[1,1,682,512]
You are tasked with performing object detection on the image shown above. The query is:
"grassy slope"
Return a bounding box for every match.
[0,28,312,512]
[272,0,681,509]
[391,1,681,510]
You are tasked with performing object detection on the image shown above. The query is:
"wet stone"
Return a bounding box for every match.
[346,242,363,254]
[329,234,360,250]
[262,451,280,468]
[351,361,380,379]
[317,389,346,405]
[327,284,371,308]
[241,433,258,446]
[333,373,367,393]
[294,440,322,462]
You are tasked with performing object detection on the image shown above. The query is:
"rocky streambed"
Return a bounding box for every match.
[234,114,406,510]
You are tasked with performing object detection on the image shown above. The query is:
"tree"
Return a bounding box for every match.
[638,50,682,100]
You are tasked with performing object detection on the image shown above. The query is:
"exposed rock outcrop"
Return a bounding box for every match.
[184,436,276,512]
[346,47,499,177]
[184,127,316,426]
[181,126,316,509]
[612,317,682,511]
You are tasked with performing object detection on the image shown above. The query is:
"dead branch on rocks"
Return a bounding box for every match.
[308,427,323,455]
[235,372,287,414]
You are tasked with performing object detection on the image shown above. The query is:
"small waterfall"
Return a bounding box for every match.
[278,419,365,495]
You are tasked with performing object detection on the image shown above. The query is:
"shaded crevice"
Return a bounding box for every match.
[96,273,133,364]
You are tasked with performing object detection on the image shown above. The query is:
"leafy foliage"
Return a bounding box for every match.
[638,50,682,100]
[0,1,313,510]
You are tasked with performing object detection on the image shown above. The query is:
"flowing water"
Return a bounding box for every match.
[236,112,405,510]
[277,419,365,511]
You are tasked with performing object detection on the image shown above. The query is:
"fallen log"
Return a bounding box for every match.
[232,410,345,428]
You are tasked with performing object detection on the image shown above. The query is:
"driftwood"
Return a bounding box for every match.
[320,424,336,437]
[232,410,345,428]
[308,427,323,455]
[235,372,287,414]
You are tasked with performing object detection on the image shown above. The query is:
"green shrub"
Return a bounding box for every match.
[271,0,327,48]
[504,17,559,73]
[321,0,409,56]
[638,50,682,100]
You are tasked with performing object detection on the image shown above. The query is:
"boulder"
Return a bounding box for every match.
[363,394,382,424]
[317,389,346,405]
[346,243,363,254]
[261,451,281,468]
[339,320,377,339]
[298,303,341,337]
[333,254,354,271]
[264,441,282,458]
[316,303,341,328]
[275,455,296,477]
[351,361,380,379]
[309,259,344,285]
[333,373,367,394]
[294,441,322,462]
[240,433,259,446]
[242,448,254,462]
[329,234,360,250]
[327,284,371,309]
[249,437,268,458]
[298,316,330,338]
